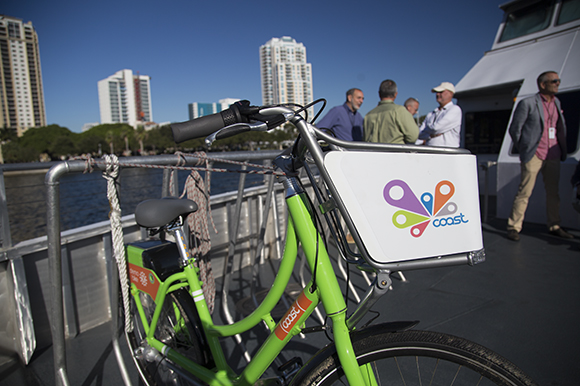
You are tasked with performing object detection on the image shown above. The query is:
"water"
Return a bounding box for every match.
[3,164,268,244]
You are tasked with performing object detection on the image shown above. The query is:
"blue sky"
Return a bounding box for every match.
[4,0,505,133]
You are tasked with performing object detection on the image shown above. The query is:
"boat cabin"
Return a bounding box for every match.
[455,0,580,228]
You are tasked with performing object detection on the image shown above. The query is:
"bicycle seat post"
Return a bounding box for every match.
[166,220,192,266]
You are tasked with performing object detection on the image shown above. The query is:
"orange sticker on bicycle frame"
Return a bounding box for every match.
[275,291,312,340]
[129,263,160,300]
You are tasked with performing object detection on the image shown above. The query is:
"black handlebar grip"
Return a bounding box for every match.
[171,103,245,143]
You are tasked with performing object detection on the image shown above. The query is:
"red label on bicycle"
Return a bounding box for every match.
[129,263,160,300]
[275,291,312,340]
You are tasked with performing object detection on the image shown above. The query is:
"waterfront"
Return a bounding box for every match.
[3,163,267,244]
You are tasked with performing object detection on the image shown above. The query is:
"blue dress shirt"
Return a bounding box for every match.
[316,103,364,141]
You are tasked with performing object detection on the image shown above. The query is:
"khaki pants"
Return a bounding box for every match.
[507,155,561,232]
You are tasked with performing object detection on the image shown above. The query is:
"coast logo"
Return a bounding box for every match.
[383,179,468,238]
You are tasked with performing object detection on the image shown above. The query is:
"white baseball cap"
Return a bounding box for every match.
[432,82,455,93]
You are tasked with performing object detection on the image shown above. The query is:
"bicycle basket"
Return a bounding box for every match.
[323,151,483,266]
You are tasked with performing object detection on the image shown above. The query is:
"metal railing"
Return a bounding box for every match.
[480,160,498,223]
[0,151,284,385]
[45,152,283,386]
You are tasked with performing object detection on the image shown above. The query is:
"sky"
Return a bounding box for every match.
[3,0,506,133]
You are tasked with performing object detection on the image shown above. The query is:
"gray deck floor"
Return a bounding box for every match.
[1,215,579,385]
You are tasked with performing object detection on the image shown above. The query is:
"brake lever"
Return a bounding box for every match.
[205,112,292,146]
[248,113,288,129]
[205,122,268,146]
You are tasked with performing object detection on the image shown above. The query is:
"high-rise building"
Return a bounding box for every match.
[98,69,153,128]
[188,98,240,120]
[0,16,46,136]
[260,37,313,109]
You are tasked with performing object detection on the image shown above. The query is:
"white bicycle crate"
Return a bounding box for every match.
[324,151,483,265]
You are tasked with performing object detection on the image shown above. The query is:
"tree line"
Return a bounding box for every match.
[0,123,297,163]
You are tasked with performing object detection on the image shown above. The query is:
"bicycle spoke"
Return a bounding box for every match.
[450,364,461,385]
[126,289,208,385]
[394,357,407,386]
[415,356,422,386]
[429,358,440,386]
[371,361,381,385]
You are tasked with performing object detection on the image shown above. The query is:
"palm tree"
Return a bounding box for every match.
[134,126,148,155]
[120,127,132,156]
[105,130,115,154]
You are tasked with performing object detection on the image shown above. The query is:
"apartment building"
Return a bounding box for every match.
[98,69,153,128]
[0,15,46,136]
[259,37,313,110]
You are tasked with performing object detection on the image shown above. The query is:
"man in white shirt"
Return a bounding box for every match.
[416,82,462,147]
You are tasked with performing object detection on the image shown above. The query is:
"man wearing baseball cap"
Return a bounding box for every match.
[416,82,462,147]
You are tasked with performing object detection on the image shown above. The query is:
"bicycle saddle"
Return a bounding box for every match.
[135,197,198,228]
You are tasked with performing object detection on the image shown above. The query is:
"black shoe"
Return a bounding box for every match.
[507,229,520,241]
[549,227,574,239]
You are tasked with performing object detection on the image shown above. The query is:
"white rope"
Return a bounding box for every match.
[103,154,133,332]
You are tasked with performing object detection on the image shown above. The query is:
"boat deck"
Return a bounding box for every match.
[1,214,579,386]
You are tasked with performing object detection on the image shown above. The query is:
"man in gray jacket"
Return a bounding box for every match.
[506,71,572,241]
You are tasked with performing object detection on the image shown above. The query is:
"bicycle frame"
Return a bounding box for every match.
[130,187,372,385]
[128,107,484,386]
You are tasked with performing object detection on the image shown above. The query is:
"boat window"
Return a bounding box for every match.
[499,0,555,42]
[465,110,512,154]
[557,0,580,25]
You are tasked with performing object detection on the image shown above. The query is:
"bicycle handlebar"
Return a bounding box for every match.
[171,100,252,143]
[171,100,290,144]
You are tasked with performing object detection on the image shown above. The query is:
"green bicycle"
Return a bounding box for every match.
[122,100,537,385]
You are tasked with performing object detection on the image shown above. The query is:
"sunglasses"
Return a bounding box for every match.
[547,79,561,84]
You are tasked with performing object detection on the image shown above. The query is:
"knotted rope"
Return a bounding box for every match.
[178,152,217,313]
[102,154,133,332]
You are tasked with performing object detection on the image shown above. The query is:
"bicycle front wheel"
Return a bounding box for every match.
[293,326,538,386]
[125,288,212,385]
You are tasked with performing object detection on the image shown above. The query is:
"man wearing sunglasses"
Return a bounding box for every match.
[507,71,572,241]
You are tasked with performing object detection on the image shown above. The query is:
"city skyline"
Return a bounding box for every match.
[1,1,506,133]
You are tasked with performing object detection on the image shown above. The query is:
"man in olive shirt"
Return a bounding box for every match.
[364,79,419,144]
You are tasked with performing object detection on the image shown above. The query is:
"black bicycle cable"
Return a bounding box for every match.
[305,98,327,124]
[296,176,323,294]
[302,157,356,312]
[304,160,360,265]
[274,99,327,124]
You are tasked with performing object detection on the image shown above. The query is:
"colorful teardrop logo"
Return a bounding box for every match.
[385,180,463,237]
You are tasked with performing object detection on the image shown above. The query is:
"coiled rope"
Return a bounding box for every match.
[176,152,218,313]
[102,154,133,332]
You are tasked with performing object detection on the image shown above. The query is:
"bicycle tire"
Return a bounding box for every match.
[292,324,538,386]
[124,288,212,385]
